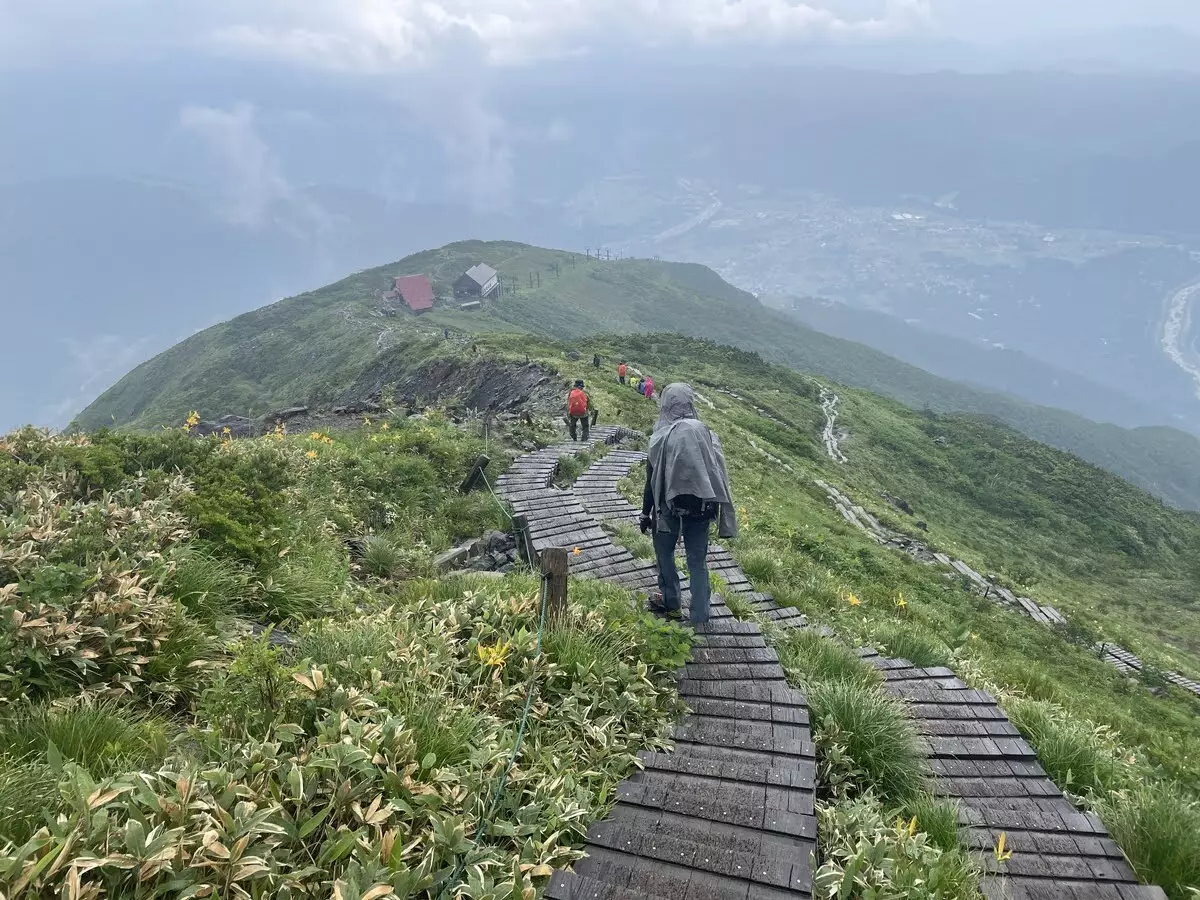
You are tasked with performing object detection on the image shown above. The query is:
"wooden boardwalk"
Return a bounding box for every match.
[857,652,1166,899]
[496,432,817,899]
[497,436,1165,900]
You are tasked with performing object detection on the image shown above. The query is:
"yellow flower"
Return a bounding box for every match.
[476,641,511,667]
[572,547,581,555]
[994,832,1012,861]
[970,632,979,641]
[363,417,373,426]
[847,593,861,607]
[896,815,918,838]
[306,450,318,460]
[309,431,324,441]
[185,411,200,428]
[222,426,231,436]
[895,592,907,609]
[381,422,390,430]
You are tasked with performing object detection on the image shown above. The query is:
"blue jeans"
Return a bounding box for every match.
[653,514,712,624]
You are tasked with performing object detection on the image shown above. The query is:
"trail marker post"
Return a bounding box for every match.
[541,547,569,621]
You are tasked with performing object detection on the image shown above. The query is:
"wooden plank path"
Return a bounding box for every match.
[858,649,1167,900]
[500,439,1165,900]
[495,433,818,899]
[816,479,1200,700]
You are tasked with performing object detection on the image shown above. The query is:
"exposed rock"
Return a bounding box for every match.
[434,542,475,571]
[271,406,310,421]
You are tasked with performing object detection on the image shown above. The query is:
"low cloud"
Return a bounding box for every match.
[208,0,933,70]
[179,102,295,228]
[1,0,935,70]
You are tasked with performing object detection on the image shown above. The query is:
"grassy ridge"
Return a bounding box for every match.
[75,241,1200,510]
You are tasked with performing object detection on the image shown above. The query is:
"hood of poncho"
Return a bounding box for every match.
[648,383,737,538]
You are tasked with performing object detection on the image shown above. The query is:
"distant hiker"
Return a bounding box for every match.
[592,353,601,369]
[567,379,593,441]
[640,383,737,625]
[634,376,645,394]
[443,327,450,339]
[643,376,655,399]
[617,361,628,385]
[471,342,478,355]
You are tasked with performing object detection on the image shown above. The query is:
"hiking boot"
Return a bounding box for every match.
[647,597,683,621]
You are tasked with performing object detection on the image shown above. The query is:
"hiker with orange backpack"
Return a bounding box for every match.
[566,379,593,440]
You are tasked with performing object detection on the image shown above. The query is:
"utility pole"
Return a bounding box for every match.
[536,270,540,288]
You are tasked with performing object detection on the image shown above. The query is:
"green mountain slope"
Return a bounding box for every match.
[76,240,1200,510]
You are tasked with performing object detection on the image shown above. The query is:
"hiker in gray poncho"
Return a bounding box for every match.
[640,383,737,624]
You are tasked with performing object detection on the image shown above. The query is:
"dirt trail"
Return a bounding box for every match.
[819,385,847,463]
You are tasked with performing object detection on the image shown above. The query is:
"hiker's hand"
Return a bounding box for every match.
[639,515,652,535]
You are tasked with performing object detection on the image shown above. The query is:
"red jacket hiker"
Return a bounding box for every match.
[567,381,593,440]
[568,387,589,416]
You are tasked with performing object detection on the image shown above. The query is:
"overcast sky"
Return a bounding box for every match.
[3,0,1199,73]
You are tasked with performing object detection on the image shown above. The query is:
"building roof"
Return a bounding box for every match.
[393,274,435,311]
[462,263,498,287]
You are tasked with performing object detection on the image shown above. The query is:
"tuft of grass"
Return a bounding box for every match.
[1006,698,1122,797]
[872,623,952,669]
[543,622,628,682]
[609,521,655,560]
[1094,782,1200,900]
[0,699,165,778]
[0,759,59,845]
[809,679,927,803]
[296,618,401,680]
[359,534,405,578]
[167,549,247,623]
[390,693,482,770]
[554,453,589,488]
[903,793,962,854]
[739,548,782,584]
[777,629,881,690]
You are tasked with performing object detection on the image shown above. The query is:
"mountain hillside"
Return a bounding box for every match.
[76,240,1200,511]
[30,326,1200,896]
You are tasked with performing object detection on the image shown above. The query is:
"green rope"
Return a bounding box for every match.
[479,468,514,523]
[437,572,551,899]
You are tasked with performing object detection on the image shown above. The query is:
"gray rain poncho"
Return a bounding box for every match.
[647,383,738,539]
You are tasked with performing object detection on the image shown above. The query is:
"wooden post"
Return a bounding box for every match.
[541,547,569,621]
[459,454,491,493]
[513,514,536,565]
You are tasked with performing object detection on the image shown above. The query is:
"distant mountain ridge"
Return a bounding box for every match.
[778,295,1183,432]
[76,240,1200,511]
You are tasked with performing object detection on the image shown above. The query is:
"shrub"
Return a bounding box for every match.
[0,470,193,699]
[1094,782,1200,900]
[809,679,927,803]
[200,635,302,740]
[872,623,953,668]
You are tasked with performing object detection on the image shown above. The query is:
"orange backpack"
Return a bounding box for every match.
[568,388,588,416]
